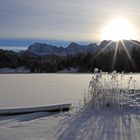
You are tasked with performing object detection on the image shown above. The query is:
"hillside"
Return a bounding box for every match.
[1,40,140,73]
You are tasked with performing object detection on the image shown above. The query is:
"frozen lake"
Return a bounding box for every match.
[0,74,93,108]
[0,73,140,108]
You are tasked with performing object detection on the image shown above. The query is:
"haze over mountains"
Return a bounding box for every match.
[24,40,140,56]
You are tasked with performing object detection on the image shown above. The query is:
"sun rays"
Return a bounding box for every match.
[93,40,113,59]
[98,17,139,71]
[95,39,136,71]
[120,40,136,70]
[112,41,118,71]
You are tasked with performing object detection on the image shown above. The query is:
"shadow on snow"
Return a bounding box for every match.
[56,105,140,140]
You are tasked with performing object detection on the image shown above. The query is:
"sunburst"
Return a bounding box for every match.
[96,18,138,71]
[101,18,137,41]
[94,40,136,71]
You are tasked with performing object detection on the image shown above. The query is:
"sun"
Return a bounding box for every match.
[101,18,137,41]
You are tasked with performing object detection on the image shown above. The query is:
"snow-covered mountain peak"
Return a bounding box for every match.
[25,40,140,56]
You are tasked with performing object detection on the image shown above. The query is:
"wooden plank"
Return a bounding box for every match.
[0,103,71,115]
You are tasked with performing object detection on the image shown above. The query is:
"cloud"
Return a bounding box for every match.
[0,0,140,41]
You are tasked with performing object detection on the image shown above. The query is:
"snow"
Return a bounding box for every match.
[0,67,30,73]
[0,104,139,140]
[0,104,71,115]
[0,67,78,74]
[0,73,139,139]
[57,67,78,73]
[57,106,140,140]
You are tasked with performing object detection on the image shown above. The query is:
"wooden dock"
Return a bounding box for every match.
[0,103,71,115]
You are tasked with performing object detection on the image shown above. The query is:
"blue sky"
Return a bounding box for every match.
[0,0,140,48]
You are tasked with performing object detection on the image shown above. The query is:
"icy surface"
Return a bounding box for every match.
[0,74,91,108]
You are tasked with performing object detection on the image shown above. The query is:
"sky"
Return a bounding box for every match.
[0,0,140,48]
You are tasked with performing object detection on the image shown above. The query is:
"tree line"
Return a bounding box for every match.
[0,47,140,73]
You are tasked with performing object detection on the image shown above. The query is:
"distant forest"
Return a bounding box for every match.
[0,47,140,73]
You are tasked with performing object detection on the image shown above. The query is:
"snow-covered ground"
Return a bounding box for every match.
[0,67,78,73]
[57,67,78,73]
[0,104,139,140]
[0,73,140,140]
[0,67,30,73]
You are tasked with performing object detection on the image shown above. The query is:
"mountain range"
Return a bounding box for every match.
[24,40,140,56]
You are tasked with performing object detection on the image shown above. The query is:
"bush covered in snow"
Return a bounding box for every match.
[81,69,140,112]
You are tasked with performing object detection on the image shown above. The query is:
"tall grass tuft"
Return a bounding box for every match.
[82,68,140,112]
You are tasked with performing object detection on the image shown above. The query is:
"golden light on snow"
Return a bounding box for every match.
[101,18,138,41]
